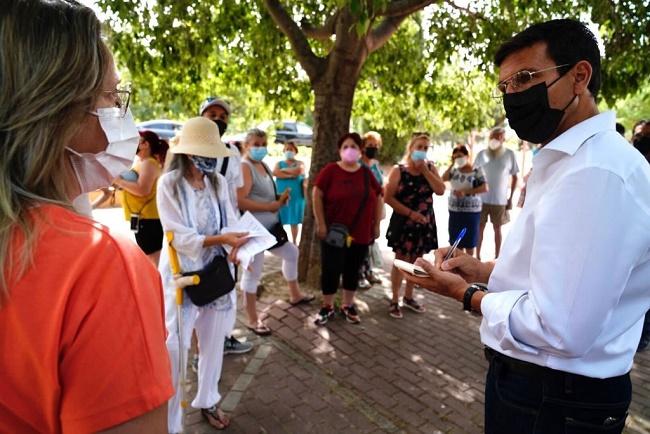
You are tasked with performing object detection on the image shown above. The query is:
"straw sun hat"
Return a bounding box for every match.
[169,117,233,158]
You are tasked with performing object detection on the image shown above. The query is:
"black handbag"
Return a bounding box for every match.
[324,223,350,248]
[261,162,289,250]
[268,221,289,249]
[182,255,235,306]
[182,199,235,306]
[324,167,370,248]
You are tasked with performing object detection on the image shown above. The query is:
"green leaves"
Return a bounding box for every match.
[96,0,650,136]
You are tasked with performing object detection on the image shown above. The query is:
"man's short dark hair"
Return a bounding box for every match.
[633,134,650,164]
[616,123,626,136]
[494,19,601,99]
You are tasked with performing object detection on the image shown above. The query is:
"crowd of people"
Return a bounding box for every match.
[1,2,649,434]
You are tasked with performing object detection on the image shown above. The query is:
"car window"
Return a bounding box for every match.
[282,122,297,132]
[296,123,312,135]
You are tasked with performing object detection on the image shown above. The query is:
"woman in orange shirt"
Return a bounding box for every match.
[0,1,172,432]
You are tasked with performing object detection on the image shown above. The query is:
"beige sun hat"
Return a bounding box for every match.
[169,117,233,158]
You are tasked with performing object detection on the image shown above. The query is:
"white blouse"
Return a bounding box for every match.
[157,169,239,313]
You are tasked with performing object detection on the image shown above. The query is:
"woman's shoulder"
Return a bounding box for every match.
[33,205,144,263]
[143,156,162,169]
[158,170,179,186]
[320,162,340,174]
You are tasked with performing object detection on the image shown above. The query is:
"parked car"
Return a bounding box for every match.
[137,119,183,141]
[258,120,313,146]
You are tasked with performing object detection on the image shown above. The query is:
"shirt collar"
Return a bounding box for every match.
[542,111,616,156]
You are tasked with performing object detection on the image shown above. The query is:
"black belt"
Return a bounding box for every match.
[484,346,560,378]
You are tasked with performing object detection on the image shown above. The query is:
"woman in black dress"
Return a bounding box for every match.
[385,133,445,319]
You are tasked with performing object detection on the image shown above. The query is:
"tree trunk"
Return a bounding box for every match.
[298,66,361,288]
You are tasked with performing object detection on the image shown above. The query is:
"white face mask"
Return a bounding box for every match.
[67,108,139,193]
[488,139,502,150]
[454,156,468,168]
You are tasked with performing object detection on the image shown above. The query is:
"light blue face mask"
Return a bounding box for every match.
[284,151,296,160]
[249,147,268,161]
[411,150,427,161]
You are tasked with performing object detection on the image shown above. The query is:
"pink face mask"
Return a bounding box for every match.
[340,147,360,163]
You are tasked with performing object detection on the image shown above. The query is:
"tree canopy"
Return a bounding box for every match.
[97,0,650,138]
[96,0,650,282]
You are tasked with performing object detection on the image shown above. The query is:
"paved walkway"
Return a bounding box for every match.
[93,205,650,433]
[180,255,650,434]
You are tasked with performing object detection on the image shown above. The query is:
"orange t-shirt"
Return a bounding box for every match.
[0,205,173,433]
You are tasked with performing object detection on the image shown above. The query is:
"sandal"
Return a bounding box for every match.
[246,322,272,336]
[201,405,230,430]
[289,294,315,306]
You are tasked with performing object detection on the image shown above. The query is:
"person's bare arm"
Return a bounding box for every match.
[113,160,158,197]
[421,163,446,195]
[441,163,454,182]
[507,174,518,209]
[384,166,427,224]
[98,403,167,434]
[313,186,327,239]
[272,162,297,179]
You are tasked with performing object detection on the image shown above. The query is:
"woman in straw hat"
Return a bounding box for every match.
[157,117,249,431]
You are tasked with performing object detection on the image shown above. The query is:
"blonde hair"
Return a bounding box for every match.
[0,0,108,300]
[403,134,430,163]
[244,128,267,145]
[363,131,382,146]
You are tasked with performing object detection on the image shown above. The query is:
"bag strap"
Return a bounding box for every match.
[348,166,370,232]
[260,161,279,197]
[220,144,230,176]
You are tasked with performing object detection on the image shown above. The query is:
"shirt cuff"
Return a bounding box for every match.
[480,290,540,355]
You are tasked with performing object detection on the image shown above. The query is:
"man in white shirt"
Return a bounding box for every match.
[474,127,519,260]
[199,96,253,356]
[403,19,650,434]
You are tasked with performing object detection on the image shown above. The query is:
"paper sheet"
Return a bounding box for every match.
[221,211,277,269]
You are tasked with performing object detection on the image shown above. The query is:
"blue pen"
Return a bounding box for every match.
[444,227,467,261]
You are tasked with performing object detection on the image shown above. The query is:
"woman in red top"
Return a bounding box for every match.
[313,133,383,325]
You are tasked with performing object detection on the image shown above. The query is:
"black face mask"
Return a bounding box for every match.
[213,119,228,136]
[503,78,576,144]
[364,147,378,158]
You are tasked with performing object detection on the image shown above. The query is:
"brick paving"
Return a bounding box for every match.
[93,203,650,434]
[180,255,650,434]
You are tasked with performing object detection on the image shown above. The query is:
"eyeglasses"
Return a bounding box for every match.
[494,64,571,97]
[411,131,430,138]
[95,84,132,117]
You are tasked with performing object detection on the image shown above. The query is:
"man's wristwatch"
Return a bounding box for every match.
[463,283,488,312]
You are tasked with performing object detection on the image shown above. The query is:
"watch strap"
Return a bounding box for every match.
[463,283,488,312]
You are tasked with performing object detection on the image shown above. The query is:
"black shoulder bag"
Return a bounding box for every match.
[324,167,370,248]
[261,162,289,249]
[182,200,235,306]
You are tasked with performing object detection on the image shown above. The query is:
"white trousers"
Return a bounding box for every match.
[240,242,299,294]
[166,297,235,433]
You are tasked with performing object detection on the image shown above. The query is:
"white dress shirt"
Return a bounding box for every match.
[480,111,650,378]
[216,144,243,214]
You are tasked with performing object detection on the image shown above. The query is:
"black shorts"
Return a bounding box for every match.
[134,218,163,255]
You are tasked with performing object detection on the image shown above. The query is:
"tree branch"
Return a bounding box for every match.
[301,10,339,40]
[367,14,410,53]
[262,0,324,81]
[446,0,488,22]
[380,0,436,17]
